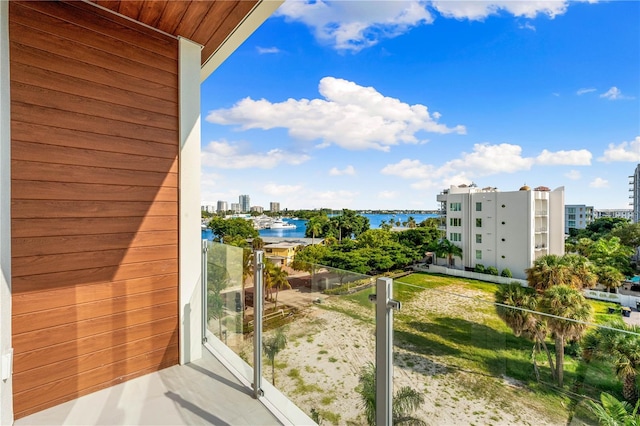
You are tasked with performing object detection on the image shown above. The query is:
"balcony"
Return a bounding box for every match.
[17,242,640,425]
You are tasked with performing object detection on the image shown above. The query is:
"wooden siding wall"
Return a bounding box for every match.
[9,1,179,418]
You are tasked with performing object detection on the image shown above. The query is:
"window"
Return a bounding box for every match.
[450,233,462,242]
[476,218,482,227]
[450,202,461,211]
[450,218,461,226]
[476,234,482,243]
[476,202,482,211]
[476,250,482,260]
[568,207,575,213]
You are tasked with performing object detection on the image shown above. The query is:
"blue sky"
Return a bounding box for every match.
[201,1,639,211]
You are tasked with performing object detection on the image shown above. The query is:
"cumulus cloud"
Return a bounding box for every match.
[257,46,281,54]
[600,86,632,100]
[276,1,585,51]
[382,144,593,189]
[565,170,582,180]
[201,140,310,169]
[276,1,433,52]
[589,177,609,188]
[599,136,640,162]
[329,165,356,176]
[206,77,465,152]
[535,149,592,165]
[577,88,596,95]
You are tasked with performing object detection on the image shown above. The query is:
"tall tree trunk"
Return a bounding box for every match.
[532,344,540,382]
[555,335,565,387]
[623,373,638,404]
[272,361,276,386]
[536,331,556,381]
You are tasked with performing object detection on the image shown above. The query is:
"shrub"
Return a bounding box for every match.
[500,268,512,278]
[486,266,499,276]
[474,264,485,273]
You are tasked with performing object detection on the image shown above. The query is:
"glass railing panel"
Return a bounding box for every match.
[259,260,377,425]
[205,241,254,380]
[393,273,640,426]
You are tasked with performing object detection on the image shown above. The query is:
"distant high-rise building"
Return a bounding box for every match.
[565,204,594,234]
[437,184,564,280]
[630,164,640,223]
[230,203,240,213]
[216,200,227,213]
[202,205,215,214]
[239,194,250,213]
[251,206,264,213]
[270,202,280,213]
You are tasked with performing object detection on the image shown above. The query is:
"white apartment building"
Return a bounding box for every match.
[594,208,634,221]
[630,164,640,223]
[565,204,594,234]
[239,194,251,213]
[216,200,228,213]
[230,203,241,213]
[437,184,565,280]
[270,201,280,212]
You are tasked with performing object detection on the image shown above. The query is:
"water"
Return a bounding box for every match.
[202,213,438,240]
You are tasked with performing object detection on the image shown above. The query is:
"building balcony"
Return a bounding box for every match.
[436,194,447,202]
[14,241,640,426]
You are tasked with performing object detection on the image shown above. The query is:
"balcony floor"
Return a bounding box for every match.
[15,349,281,425]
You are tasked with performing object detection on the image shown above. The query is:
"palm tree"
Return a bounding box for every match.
[495,284,555,381]
[585,320,640,404]
[434,239,462,268]
[356,363,426,426]
[587,392,640,426]
[597,265,625,293]
[539,285,593,386]
[526,254,571,292]
[562,254,598,289]
[262,328,287,386]
[306,217,324,244]
[269,265,291,311]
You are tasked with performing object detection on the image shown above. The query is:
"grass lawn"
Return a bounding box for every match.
[323,272,628,423]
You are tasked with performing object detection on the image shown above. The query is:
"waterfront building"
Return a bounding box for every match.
[565,204,594,234]
[202,204,215,214]
[270,201,280,213]
[629,164,639,223]
[250,205,264,213]
[216,200,228,213]
[437,184,565,280]
[239,194,250,213]
[230,203,241,213]
[594,208,633,221]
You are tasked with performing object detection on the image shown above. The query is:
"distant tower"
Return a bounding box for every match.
[216,200,227,213]
[239,195,250,213]
[631,165,640,223]
[270,202,280,213]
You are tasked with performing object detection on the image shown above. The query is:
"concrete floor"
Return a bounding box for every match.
[15,349,281,426]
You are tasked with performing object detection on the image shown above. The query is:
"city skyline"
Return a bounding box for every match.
[201,1,639,211]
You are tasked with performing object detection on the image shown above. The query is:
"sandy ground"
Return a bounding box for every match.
[257,285,571,426]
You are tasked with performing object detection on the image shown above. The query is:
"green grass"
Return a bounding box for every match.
[331,272,629,423]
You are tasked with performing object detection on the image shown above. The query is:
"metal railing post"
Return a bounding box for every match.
[201,239,208,343]
[253,250,264,398]
[375,277,401,426]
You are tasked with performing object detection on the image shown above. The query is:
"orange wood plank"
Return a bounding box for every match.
[11,216,178,238]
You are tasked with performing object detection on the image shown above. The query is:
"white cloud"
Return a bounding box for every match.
[430,1,571,20]
[257,46,281,54]
[383,144,593,189]
[201,140,310,169]
[263,183,304,195]
[275,1,593,52]
[206,77,465,152]
[378,190,397,199]
[589,177,609,188]
[565,170,582,180]
[599,136,640,162]
[577,88,596,95]
[518,22,536,31]
[276,1,433,52]
[535,149,592,165]
[329,165,356,176]
[600,86,633,100]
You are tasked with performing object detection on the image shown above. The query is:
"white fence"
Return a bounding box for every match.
[584,289,640,308]
[413,264,528,286]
